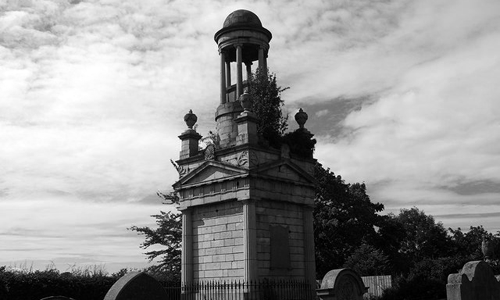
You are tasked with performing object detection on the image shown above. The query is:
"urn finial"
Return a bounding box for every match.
[295,108,308,129]
[184,109,198,129]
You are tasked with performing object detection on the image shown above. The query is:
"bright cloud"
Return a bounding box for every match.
[313,0,500,231]
[1,0,499,270]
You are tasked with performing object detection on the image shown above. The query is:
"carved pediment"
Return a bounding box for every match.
[250,160,316,185]
[173,161,248,189]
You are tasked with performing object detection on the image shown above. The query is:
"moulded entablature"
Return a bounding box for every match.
[215,31,271,63]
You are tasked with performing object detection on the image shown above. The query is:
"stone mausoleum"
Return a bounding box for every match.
[173,10,317,287]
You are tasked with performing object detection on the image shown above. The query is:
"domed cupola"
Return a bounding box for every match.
[214,9,272,148]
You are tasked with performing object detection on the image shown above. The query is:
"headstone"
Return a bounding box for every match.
[447,260,500,300]
[317,268,367,300]
[103,272,168,300]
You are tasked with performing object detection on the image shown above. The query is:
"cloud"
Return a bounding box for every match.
[0,198,175,272]
[0,0,224,204]
[1,0,500,271]
[313,0,500,230]
[315,109,329,118]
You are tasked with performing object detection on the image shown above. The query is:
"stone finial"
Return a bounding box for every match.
[184,109,198,129]
[239,92,252,112]
[295,108,308,129]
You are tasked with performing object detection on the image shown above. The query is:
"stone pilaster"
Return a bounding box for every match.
[181,208,193,284]
[303,205,316,287]
[242,200,257,282]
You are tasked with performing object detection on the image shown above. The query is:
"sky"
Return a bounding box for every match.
[1,0,500,273]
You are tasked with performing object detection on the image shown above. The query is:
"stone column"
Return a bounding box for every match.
[236,44,243,98]
[245,62,252,83]
[258,47,267,72]
[242,200,257,282]
[226,60,231,88]
[303,205,316,288]
[181,208,193,284]
[220,50,226,104]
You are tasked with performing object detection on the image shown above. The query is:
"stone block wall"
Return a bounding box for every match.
[215,102,243,148]
[192,200,244,281]
[255,200,306,278]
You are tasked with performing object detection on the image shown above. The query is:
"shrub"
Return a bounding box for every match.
[0,265,117,300]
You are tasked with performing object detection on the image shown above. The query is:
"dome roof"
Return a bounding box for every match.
[223,9,262,28]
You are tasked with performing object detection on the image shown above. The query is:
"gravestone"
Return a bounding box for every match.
[447,260,500,300]
[317,268,367,300]
[103,272,168,300]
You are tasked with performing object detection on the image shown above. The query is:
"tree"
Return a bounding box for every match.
[394,208,451,264]
[248,67,289,148]
[372,214,407,272]
[344,243,390,276]
[449,225,491,260]
[313,164,385,277]
[128,193,181,282]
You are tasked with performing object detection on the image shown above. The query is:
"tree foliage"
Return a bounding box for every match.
[0,265,117,300]
[248,67,289,148]
[344,243,390,276]
[449,225,491,260]
[395,208,451,262]
[313,164,385,277]
[129,193,182,282]
[282,128,316,158]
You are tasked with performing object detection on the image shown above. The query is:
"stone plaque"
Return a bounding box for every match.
[270,225,291,269]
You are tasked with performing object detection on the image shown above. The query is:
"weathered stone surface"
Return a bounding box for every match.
[103,272,167,300]
[317,269,367,300]
[191,200,245,281]
[447,260,500,300]
[222,10,262,28]
[178,129,202,159]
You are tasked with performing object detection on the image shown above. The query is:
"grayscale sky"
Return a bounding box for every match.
[1,0,499,273]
